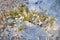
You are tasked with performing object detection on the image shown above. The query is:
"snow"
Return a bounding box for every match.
[0,0,60,40]
[19,21,48,40]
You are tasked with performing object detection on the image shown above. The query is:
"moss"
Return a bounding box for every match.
[23,13,33,22]
[6,6,56,29]
[18,24,26,31]
[18,6,23,12]
[25,6,29,13]
[8,22,15,26]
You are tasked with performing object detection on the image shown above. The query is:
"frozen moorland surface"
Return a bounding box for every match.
[0,21,48,40]
[0,0,60,40]
[28,0,60,24]
[0,0,60,24]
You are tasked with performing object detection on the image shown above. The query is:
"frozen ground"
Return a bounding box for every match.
[0,0,60,40]
[0,0,60,24]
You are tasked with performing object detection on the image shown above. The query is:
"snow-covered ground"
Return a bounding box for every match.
[0,0,60,24]
[0,0,60,40]
[28,0,60,25]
